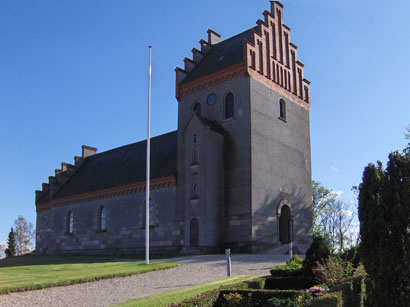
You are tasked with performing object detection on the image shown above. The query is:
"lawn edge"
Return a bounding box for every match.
[0,262,180,296]
[114,275,260,307]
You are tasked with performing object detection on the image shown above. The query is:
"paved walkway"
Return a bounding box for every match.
[0,254,287,307]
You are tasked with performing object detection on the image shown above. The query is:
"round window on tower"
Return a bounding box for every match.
[207,93,216,105]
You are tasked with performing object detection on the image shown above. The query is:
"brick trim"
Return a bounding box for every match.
[36,175,176,212]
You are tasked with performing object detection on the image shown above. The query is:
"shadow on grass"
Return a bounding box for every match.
[0,254,129,268]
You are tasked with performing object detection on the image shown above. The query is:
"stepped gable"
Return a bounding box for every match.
[175,1,310,110]
[36,131,177,205]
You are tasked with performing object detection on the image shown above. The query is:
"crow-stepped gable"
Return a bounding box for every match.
[35,1,312,255]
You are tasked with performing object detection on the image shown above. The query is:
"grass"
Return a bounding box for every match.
[0,255,180,295]
[114,275,259,307]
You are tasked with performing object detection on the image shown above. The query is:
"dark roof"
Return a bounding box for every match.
[182,27,257,83]
[41,131,177,203]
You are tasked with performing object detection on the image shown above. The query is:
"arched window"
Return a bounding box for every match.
[279,99,286,120]
[192,184,199,199]
[225,93,234,119]
[192,150,199,164]
[193,102,201,116]
[98,206,106,231]
[66,211,73,234]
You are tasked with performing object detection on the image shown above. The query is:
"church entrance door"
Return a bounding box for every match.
[190,218,199,248]
[279,205,292,244]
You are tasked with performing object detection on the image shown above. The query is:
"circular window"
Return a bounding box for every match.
[207,93,216,105]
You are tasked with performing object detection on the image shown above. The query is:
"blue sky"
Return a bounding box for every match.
[1,0,409,245]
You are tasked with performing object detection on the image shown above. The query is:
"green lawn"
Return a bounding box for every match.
[0,255,179,295]
[115,275,259,307]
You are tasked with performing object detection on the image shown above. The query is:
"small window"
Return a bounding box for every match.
[66,211,73,234]
[192,184,199,199]
[193,135,197,143]
[225,93,234,119]
[98,206,106,231]
[193,102,201,116]
[192,150,199,164]
[279,99,286,120]
[207,93,216,105]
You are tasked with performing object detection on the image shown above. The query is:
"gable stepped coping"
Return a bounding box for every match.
[35,145,98,204]
[175,1,311,110]
[175,28,221,100]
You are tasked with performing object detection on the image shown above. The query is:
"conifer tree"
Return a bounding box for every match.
[5,228,16,257]
[359,147,410,306]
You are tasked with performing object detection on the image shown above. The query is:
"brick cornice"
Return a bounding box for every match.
[248,69,310,111]
[177,62,245,100]
[36,175,176,212]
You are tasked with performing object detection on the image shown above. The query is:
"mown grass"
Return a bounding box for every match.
[115,275,259,307]
[0,255,179,295]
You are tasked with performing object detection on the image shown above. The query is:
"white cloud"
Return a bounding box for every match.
[330,166,339,172]
[332,190,344,198]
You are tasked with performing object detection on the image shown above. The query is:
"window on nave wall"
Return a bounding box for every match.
[98,206,106,232]
[66,211,73,234]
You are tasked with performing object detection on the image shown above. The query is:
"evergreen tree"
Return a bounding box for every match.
[5,228,16,257]
[359,148,410,306]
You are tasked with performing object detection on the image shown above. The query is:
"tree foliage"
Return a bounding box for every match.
[312,181,355,251]
[359,147,410,306]
[303,234,331,277]
[5,228,16,257]
[13,216,35,256]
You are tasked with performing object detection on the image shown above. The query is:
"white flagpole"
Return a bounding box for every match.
[145,45,152,265]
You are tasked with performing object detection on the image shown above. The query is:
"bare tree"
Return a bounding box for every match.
[0,242,5,259]
[405,125,410,140]
[13,216,35,256]
[312,181,356,251]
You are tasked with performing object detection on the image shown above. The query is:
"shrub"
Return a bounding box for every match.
[312,255,355,287]
[339,244,360,268]
[288,255,304,265]
[302,235,331,277]
[216,290,303,306]
[265,277,313,290]
[221,292,249,306]
[270,262,303,277]
[267,296,300,307]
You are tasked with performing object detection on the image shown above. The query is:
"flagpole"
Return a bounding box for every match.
[145,45,152,265]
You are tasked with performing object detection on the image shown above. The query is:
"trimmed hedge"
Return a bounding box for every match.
[169,277,266,306]
[311,272,366,307]
[270,262,303,277]
[265,276,314,290]
[215,289,304,306]
[311,293,341,307]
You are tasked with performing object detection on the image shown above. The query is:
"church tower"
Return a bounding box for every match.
[175,1,312,253]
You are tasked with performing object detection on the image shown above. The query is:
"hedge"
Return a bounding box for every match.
[264,276,314,290]
[270,262,303,277]
[215,289,304,306]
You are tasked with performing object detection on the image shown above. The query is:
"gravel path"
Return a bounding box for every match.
[0,254,288,307]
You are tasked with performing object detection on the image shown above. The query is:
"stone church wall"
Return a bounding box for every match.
[250,78,312,252]
[36,186,183,255]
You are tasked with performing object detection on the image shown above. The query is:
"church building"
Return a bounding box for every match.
[35,1,312,255]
